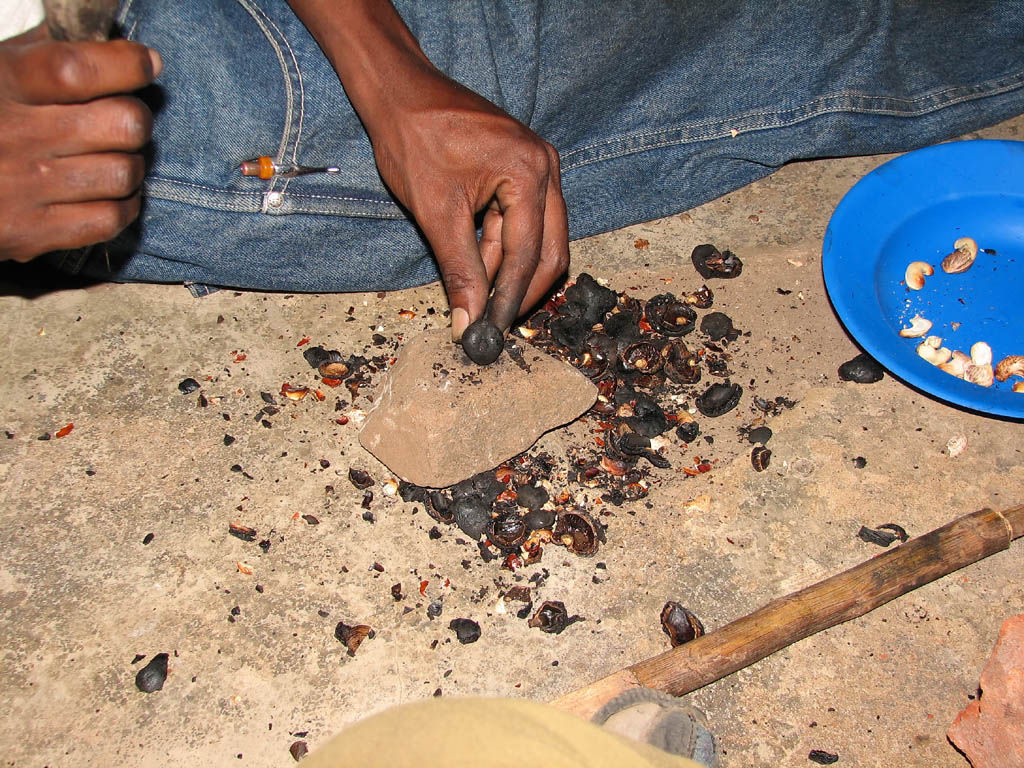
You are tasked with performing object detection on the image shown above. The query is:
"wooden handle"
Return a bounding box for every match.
[552,504,1024,718]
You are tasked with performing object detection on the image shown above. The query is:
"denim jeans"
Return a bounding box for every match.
[63,0,1024,293]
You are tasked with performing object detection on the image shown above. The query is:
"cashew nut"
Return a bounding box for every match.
[970,341,993,367]
[904,261,934,290]
[964,363,994,387]
[995,355,1024,382]
[917,338,952,365]
[899,314,933,338]
[938,350,971,378]
[1014,382,1024,393]
[941,237,978,274]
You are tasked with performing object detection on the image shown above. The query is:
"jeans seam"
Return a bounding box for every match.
[243,1,306,169]
[232,0,296,209]
[145,177,403,212]
[560,72,1024,171]
[117,0,139,40]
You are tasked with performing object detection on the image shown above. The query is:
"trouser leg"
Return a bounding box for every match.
[302,697,704,768]
[61,0,1024,292]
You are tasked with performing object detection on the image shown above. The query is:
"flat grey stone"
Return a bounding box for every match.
[359,330,596,488]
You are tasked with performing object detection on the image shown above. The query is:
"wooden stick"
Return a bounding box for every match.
[552,504,1024,719]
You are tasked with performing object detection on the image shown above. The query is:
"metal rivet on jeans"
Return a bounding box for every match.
[267,191,284,208]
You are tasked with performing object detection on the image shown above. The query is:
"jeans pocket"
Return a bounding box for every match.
[118,0,402,219]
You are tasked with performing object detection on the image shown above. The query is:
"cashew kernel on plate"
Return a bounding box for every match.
[897,238,1020,392]
[904,261,934,290]
[941,237,979,274]
[899,314,932,338]
[994,355,1024,382]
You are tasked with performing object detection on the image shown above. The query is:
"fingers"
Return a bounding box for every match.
[486,187,544,333]
[32,152,146,203]
[515,161,569,316]
[4,39,161,105]
[478,205,504,283]
[423,212,490,340]
[42,95,154,155]
[0,194,140,262]
[486,144,568,332]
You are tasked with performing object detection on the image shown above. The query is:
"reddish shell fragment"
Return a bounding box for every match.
[280,383,309,400]
[600,456,628,476]
[398,309,416,319]
[296,336,311,347]
[237,561,254,575]
[320,377,342,388]
[419,580,429,596]
[634,238,650,249]
[233,353,247,363]
[55,423,74,438]
[314,389,326,401]
[335,416,349,426]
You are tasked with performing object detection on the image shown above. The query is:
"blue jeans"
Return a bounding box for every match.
[62,0,1024,294]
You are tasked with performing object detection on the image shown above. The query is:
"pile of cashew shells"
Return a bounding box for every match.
[900,237,1024,392]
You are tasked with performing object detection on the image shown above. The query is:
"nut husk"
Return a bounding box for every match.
[660,602,705,647]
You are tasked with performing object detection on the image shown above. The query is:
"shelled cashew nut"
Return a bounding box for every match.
[904,261,934,290]
[963,363,995,387]
[917,337,952,365]
[899,314,932,338]
[995,355,1024,382]
[970,341,993,367]
[938,350,971,378]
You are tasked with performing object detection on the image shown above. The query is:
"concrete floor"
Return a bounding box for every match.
[2,116,1022,768]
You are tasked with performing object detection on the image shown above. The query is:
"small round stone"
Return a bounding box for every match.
[461,319,504,365]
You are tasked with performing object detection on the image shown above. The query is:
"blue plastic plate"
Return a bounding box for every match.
[823,139,1024,418]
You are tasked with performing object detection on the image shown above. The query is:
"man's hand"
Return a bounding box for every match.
[288,0,569,338]
[0,26,161,262]
[367,68,568,337]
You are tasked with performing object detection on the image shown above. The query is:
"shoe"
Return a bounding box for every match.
[591,688,717,767]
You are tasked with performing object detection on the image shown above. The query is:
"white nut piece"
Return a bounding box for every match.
[941,237,978,274]
[899,314,933,338]
[904,261,934,290]
[922,335,943,349]
[938,350,971,378]
[917,339,952,365]
[947,434,968,458]
[970,341,993,366]
[995,355,1024,382]
[964,363,995,387]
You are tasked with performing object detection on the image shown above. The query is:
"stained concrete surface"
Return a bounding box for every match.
[2,116,1022,768]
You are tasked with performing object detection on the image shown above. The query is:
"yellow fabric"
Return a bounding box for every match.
[304,697,703,768]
